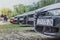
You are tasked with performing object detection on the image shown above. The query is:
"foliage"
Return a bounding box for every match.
[14,4,36,15]
[0,8,13,18]
[37,0,60,8]
[14,4,26,14]
[1,0,60,18]
[14,0,60,16]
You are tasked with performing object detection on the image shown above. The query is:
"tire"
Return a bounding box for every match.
[34,25,44,33]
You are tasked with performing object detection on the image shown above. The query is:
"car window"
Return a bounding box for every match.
[48,9,60,16]
[14,17,18,19]
[37,9,60,16]
[37,11,53,16]
[28,14,34,17]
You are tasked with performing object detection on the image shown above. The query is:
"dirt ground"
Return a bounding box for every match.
[0,21,59,40]
[0,28,56,40]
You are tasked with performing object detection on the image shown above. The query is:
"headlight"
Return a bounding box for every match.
[37,19,53,26]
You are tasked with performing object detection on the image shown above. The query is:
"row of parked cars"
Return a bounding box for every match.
[10,3,60,38]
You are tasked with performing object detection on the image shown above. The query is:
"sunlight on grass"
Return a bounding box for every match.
[0,24,20,29]
[0,24,25,28]
[0,23,34,34]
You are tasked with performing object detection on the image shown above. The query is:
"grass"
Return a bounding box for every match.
[0,23,55,40]
[0,23,34,32]
[0,23,31,28]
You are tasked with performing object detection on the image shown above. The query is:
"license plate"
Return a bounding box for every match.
[37,19,53,26]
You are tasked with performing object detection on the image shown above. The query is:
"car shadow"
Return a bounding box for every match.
[20,25,31,27]
[44,38,60,40]
[23,29,35,33]
[25,30,35,32]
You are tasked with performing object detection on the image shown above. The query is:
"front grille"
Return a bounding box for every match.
[54,19,60,27]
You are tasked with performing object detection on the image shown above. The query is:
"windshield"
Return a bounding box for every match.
[48,10,60,16]
[37,9,60,17]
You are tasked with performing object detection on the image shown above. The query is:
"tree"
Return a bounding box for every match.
[36,0,60,8]
[13,0,60,16]
[14,4,26,14]
[1,8,12,18]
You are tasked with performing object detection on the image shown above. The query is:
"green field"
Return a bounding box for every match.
[0,23,34,33]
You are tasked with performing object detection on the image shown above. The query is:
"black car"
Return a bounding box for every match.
[35,3,60,37]
[10,3,60,37]
[13,15,21,24]
[25,11,35,26]
[13,11,35,25]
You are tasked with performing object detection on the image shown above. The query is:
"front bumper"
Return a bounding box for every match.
[44,32,60,38]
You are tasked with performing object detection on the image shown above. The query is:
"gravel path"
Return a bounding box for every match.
[0,21,59,40]
[0,28,58,40]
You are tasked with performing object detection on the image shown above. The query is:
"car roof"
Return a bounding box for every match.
[21,11,35,16]
[15,11,35,17]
